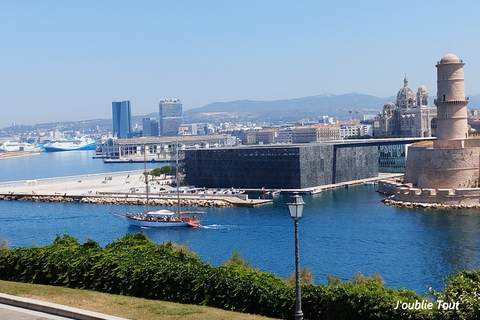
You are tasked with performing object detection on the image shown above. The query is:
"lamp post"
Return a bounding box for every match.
[287,193,305,320]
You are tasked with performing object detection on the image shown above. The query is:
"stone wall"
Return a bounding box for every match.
[404,146,480,189]
[378,179,480,207]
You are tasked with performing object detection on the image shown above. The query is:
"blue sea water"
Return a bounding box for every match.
[1,151,480,295]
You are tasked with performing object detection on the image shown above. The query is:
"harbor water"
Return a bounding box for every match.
[1,151,480,295]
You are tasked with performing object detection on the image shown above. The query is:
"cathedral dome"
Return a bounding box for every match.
[396,76,416,110]
[440,53,460,64]
[397,86,415,101]
[382,101,396,116]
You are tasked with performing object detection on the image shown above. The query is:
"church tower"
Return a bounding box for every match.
[434,53,469,148]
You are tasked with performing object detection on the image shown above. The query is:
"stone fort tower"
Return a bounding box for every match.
[434,53,469,148]
[402,53,480,191]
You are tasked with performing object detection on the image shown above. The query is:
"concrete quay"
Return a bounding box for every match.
[0,293,128,320]
[0,151,40,160]
[243,173,404,195]
[0,171,273,208]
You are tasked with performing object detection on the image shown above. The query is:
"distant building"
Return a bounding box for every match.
[178,124,198,135]
[292,124,340,143]
[159,99,182,136]
[340,124,373,139]
[100,134,236,160]
[112,101,132,138]
[275,127,293,144]
[255,129,278,144]
[142,118,159,137]
[319,115,334,124]
[374,77,437,137]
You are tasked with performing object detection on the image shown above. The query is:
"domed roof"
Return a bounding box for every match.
[397,86,415,101]
[382,101,396,116]
[383,101,396,108]
[440,53,460,64]
[417,84,428,94]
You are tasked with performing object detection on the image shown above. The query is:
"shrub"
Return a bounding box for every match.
[0,232,448,320]
[435,269,480,320]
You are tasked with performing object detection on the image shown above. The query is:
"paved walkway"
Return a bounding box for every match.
[0,293,128,320]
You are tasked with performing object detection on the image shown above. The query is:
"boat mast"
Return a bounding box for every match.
[144,144,149,213]
[176,139,181,216]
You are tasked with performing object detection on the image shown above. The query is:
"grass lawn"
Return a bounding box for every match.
[0,280,278,320]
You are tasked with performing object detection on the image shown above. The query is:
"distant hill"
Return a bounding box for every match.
[4,92,480,133]
[183,93,394,123]
[184,92,480,123]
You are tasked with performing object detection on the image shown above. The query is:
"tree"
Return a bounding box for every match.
[0,238,9,250]
[222,250,252,268]
[150,166,175,177]
[286,266,314,285]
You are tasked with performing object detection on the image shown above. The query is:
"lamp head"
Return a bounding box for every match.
[287,193,305,219]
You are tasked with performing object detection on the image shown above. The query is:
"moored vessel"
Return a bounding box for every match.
[43,136,97,152]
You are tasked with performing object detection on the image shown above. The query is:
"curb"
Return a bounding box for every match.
[0,293,130,320]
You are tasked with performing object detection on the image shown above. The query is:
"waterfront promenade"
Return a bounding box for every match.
[0,171,402,207]
[0,171,274,207]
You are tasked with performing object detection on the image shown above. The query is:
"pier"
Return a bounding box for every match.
[244,173,404,195]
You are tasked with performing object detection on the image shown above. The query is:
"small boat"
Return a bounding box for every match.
[110,143,203,228]
[110,209,202,228]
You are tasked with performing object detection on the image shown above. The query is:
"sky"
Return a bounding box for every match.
[2,0,480,128]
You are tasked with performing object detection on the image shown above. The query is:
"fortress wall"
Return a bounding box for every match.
[379,179,480,207]
[404,147,479,189]
[403,146,426,185]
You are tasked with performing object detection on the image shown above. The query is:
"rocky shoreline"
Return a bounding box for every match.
[0,194,234,207]
[381,197,480,209]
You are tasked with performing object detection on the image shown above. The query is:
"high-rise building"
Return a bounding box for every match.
[112,101,132,138]
[142,117,159,137]
[159,99,182,136]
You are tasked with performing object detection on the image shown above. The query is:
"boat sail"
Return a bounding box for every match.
[109,144,202,228]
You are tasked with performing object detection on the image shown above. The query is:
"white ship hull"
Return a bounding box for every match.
[43,136,97,152]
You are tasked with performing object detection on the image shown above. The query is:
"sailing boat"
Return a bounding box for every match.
[109,144,202,228]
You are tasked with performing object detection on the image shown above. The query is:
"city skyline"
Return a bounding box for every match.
[2,1,480,128]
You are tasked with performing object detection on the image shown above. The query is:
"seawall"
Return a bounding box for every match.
[0,193,235,207]
[378,179,480,208]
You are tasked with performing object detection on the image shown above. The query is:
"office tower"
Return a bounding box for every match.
[112,101,132,138]
[142,117,159,137]
[159,99,182,136]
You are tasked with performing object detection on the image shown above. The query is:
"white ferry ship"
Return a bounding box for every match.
[0,141,39,152]
[42,136,97,152]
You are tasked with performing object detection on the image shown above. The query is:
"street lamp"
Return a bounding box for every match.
[287,193,305,320]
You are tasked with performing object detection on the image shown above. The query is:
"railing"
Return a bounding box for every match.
[434,98,469,105]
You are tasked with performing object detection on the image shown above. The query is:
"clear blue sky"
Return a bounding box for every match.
[2,0,480,128]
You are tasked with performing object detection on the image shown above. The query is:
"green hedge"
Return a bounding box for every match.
[0,232,472,320]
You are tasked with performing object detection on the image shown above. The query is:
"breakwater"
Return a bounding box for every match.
[381,197,480,209]
[0,193,234,207]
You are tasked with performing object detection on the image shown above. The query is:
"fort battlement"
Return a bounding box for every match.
[379,179,480,207]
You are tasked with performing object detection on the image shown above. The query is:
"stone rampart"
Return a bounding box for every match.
[403,146,480,189]
[378,179,480,207]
